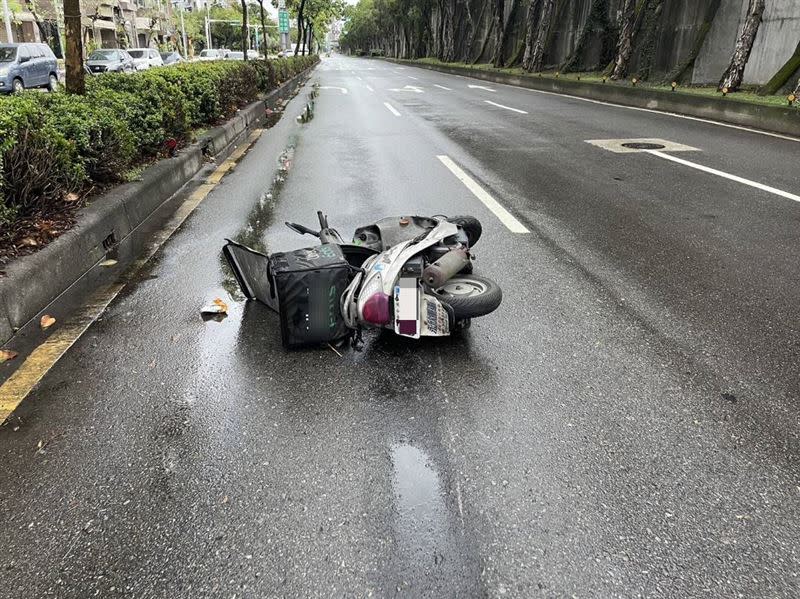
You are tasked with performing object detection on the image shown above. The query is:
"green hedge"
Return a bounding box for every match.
[0,55,317,233]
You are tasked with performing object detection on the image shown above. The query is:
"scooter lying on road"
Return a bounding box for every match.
[223,212,502,348]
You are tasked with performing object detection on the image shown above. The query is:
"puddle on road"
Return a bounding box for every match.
[219,142,297,300]
[390,443,454,584]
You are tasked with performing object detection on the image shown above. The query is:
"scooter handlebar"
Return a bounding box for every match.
[285,222,320,237]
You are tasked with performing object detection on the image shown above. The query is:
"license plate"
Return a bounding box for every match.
[394,278,419,338]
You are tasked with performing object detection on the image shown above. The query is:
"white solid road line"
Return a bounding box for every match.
[366,84,374,92]
[384,102,401,116]
[434,84,452,90]
[649,150,800,204]
[408,76,418,80]
[484,100,528,114]
[437,155,530,234]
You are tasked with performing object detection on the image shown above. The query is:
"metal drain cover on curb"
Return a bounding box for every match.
[621,142,666,150]
[584,138,701,154]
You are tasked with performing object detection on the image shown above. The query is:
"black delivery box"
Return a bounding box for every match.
[223,240,351,348]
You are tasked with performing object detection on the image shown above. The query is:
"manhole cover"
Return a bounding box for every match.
[621,142,666,150]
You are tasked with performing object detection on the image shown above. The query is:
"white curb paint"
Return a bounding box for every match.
[384,102,401,116]
[484,100,528,114]
[437,155,530,233]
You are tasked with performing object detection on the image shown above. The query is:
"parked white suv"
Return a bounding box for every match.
[127,48,163,70]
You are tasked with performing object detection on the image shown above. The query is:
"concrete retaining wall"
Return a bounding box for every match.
[424,0,800,86]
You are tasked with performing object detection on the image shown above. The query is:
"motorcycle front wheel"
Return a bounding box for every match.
[431,275,502,319]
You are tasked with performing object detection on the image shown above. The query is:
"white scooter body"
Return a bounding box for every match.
[342,219,461,338]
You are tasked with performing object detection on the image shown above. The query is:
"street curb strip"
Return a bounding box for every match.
[385,59,800,138]
[0,65,316,345]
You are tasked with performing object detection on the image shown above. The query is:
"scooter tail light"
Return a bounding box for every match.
[361,292,391,325]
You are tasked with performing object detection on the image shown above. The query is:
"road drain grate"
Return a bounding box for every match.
[621,142,666,150]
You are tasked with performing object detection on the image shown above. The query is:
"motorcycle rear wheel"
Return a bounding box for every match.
[431,275,502,319]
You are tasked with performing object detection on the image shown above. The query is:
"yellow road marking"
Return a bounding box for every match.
[0,128,264,425]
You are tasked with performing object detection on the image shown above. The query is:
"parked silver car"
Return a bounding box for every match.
[86,49,135,74]
[0,43,59,93]
[127,48,163,71]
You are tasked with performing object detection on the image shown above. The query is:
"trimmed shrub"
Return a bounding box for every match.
[0,55,318,234]
[41,93,136,183]
[0,95,84,228]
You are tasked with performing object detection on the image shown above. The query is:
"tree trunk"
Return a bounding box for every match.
[663,0,722,84]
[634,0,664,81]
[521,0,542,71]
[461,0,475,62]
[526,0,554,72]
[719,0,765,91]
[63,0,84,94]
[611,0,636,80]
[473,17,495,64]
[258,0,268,57]
[444,0,455,61]
[759,39,800,95]
[240,0,249,59]
[294,0,305,56]
[492,0,505,67]
[561,0,608,73]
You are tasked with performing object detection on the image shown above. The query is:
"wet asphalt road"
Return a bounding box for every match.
[2,55,800,598]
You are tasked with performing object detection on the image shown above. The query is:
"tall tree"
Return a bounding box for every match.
[256,0,269,56]
[63,0,84,94]
[294,0,306,55]
[492,0,505,67]
[560,0,610,73]
[719,0,765,91]
[611,0,636,80]
[521,0,542,71]
[240,0,249,58]
[525,0,554,72]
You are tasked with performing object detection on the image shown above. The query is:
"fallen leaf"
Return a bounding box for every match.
[65,192,80,202]
[99,259,118,267]
[20,237,38,247]
[40,315,56,329]
[0,349,18,363]
[149,360,156,369]
[221,495,229,504]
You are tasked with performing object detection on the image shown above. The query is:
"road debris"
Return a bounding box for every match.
[40,315,56,329]
[0,349,18,363]
[201,298,229,322]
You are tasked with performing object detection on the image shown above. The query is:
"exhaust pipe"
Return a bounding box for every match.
[422,248,470,288]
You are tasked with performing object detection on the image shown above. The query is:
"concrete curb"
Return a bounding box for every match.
[385,59,800,138]
[0,65,315,344]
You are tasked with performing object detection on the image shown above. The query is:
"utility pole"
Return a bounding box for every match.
[2,0,13,43]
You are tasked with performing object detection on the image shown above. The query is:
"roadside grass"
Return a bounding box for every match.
[412,58,797,109]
